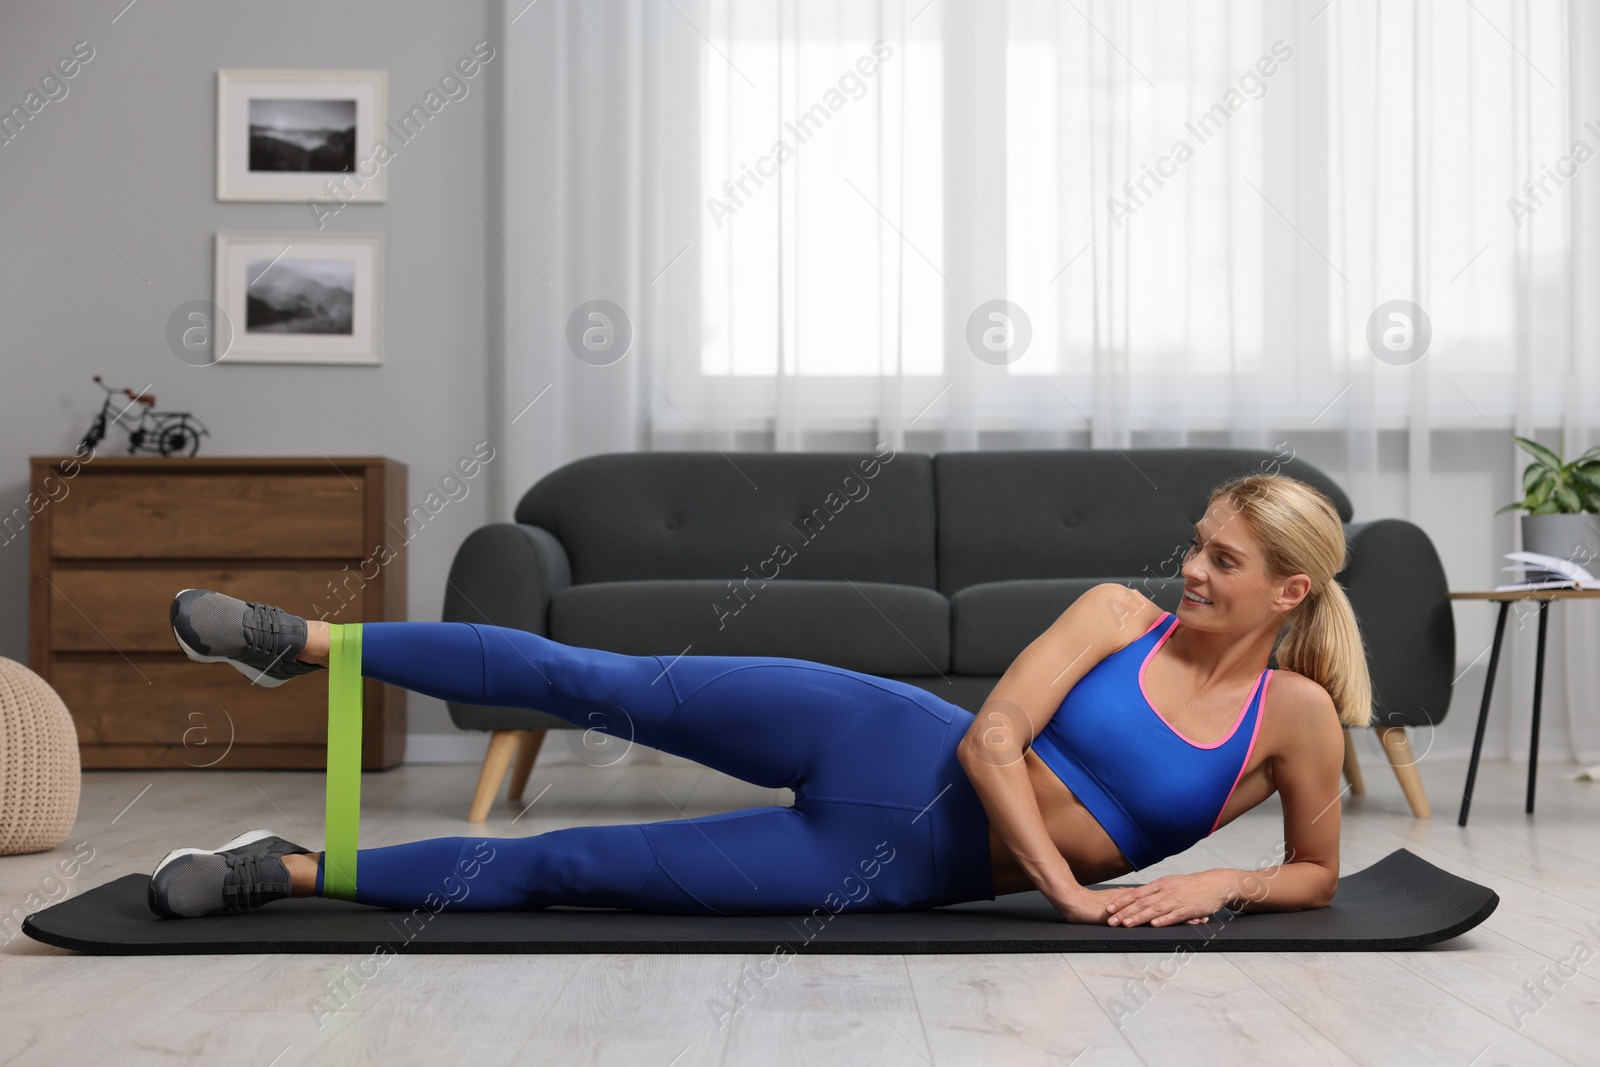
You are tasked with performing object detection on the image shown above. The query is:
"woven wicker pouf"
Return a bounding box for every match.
[0,656,81,856]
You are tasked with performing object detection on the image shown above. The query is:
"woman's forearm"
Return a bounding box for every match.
[1097,862,1334,929]
[958,747,1080,895]
[1216,860,1337,912]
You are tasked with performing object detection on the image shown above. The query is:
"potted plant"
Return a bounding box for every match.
[1495,436,1600,572]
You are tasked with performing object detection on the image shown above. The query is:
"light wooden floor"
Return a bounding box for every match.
[2,748,1597,1067]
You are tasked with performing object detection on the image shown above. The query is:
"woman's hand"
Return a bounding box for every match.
[1044,884,1117,924]
[1045,884,1209,925]
[1101,870,1233,927]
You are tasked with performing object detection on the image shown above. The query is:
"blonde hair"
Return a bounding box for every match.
[1206,472,1373,728]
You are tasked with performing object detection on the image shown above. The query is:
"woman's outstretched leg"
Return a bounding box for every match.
[355,619,962,802]
[151,820,705,919]
[172,589,961,799]
[297,822,704,913]
[159,799,944,919]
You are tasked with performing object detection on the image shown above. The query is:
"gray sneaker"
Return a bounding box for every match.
[170,588,326,687]
[148,828,314,919]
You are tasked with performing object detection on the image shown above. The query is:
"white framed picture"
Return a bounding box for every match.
[212,230,384,365]
[217,68,388,202]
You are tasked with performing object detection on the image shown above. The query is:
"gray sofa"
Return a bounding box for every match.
[442,448,1455,819]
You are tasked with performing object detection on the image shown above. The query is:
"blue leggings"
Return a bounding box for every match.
[313,622,997,915]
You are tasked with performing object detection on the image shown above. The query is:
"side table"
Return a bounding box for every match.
[1451,588,1600,826]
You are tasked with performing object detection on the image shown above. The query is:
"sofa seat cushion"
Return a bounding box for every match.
[951,578,1180,676]
[549,579,951,676]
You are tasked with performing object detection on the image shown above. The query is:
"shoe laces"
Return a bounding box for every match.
[241,601,298,668]
[222,852,289,911]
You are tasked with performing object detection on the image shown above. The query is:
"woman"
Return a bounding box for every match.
[150,471,1369,927]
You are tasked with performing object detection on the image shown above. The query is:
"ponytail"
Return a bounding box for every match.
[1272,576,1373,728]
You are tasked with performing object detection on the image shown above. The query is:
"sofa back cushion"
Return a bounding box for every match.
[515,449,937,587]
[933,448,1353,595]
[550,579,951,675]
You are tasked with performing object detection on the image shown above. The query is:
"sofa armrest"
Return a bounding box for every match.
[1338,519,1456,728]
[441,523,572,636]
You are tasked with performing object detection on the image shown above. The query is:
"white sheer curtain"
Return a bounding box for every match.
[496,0,1600,763]
[1324,0,1600,767]
[681,0,953,448]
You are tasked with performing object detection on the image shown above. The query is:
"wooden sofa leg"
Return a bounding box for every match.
[1342,727,1366,795]
[1375,725,1432,818]
[508,729,546,801]
[469,730,522,822]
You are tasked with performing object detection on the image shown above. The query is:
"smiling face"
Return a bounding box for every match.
[1179,497,1310,627]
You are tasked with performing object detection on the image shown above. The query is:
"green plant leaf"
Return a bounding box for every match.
[1529,477,1556,510]
[1509,434,1541,456]
[1570,466,1600,496]
[1515,436,1565,472]
[1523,465,1556,496]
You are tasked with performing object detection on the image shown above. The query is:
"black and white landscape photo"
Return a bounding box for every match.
[248,98,356,172]
[245,258,355,335]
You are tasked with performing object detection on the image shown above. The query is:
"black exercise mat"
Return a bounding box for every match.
[23,848,1495,955]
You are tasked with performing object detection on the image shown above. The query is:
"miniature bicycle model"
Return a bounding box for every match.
[79,375,210,457]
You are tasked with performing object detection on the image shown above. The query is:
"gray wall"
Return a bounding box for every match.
[0,0,499,740]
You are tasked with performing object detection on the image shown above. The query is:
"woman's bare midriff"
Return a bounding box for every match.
[985,748,1139,895]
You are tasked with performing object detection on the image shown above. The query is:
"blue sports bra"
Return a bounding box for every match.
[1027,610,1272,870]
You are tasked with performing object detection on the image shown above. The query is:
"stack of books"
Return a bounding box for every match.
[1495,550,1600,592]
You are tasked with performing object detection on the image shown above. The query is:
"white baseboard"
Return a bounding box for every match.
[402,731,681,766]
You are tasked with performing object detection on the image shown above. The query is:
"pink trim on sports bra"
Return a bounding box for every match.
[1137,611,1265,750]
[1210,669,1272,833]
[1135,610,1170,639]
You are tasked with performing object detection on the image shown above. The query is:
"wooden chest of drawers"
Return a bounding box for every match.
[27,455,408,770]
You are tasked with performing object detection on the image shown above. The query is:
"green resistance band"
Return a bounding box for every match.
[322,622,363,901]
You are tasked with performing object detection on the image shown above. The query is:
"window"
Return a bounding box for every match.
[699,4,944,378]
